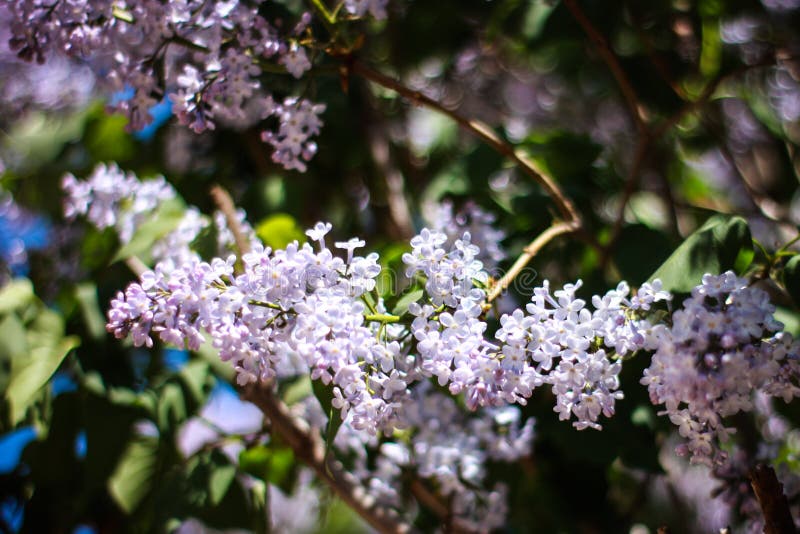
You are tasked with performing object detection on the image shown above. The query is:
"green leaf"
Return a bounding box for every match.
[85,393,140,489]
[648,215,751,293]
[255,213,305,249]
[6,333,79,425]
[112,197,186,263]
[312,379,344,457]
[391,288,424,316]
[613,225,672,284]
[74,282,107,340]
[281,374,312,405]
[208,463,237,507]
[108,435,160,514]
[0,278,34,315]
[177,360,213,409]
[783,255,800,307]
[239,445,295,491]
[157,382,187,433]
[0,314,28,360]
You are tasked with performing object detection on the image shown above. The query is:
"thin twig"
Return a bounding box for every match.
[349,59,580,226]
[562,0,647,135]
[409,480,481,533]
[125,256,148,277]
[349,59,582,299]
[749,463,797,534]
[210,184,252,258]
[487,221,578,302]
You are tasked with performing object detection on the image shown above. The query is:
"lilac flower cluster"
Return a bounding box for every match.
[642,271,800,465]
[6,0,326,170]
[405,226,671,430]
[424,199,506,267]
[63,163,175,244]
[106,221,419,435]
[330,384,533,530]
[63,164,259,268]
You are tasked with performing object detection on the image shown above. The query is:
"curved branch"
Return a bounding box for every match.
[562,0,647,135]
[487,221,579,302]
[349,59,581,227]
[349,59,582,302]
[210,184,252,260]
[240,383,413,534]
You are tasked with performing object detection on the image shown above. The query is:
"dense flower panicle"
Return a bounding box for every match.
[490,279,670,430]
[6,0,327,170]
[106,221,413,435]
[403,225,671,429]
[642,271,800,465]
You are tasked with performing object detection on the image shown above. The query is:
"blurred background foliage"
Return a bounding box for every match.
[1,0,800,532]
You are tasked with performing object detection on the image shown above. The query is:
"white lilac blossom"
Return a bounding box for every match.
[642,271,800,465]
[404,226,670,430]
[63,164,257,267]
[62,163,175,243]
[106,227,409,435]
[261,97,326,172]
[327,384,533,530]
[423,199,506,268]
[5,0,325,171]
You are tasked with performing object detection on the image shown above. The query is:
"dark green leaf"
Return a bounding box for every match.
[312,379,344,456]
[6,320,79,425]
[108,435,160,514]
[74,282,107,340]
[239,445,295,491]
[648,215,751,293]
[783,255,800,307]
[613,225,672,284]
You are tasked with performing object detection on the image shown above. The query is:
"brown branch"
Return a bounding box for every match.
[349,59,582,301]
[362,89,415,239]
[208,186,413,534]
[349,59,580,227]
[600,136,653,268]
[210,184,252,258]
[563,0,648,135]
[241,383,412,534]
[750,463,797,534]
[487,221,578,302]
[124,256,148,277]
[408,480,481,534]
